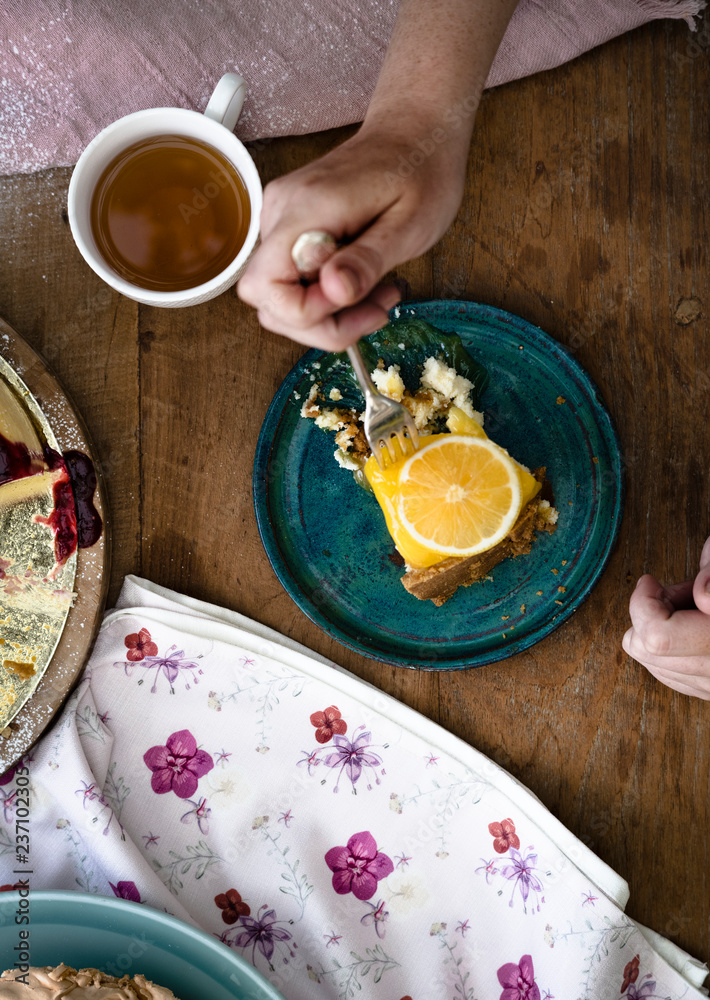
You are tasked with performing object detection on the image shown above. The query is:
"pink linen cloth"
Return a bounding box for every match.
[0,576,707,999]
[0,0,705,177]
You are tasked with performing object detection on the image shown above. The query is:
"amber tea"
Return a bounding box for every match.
[90,134,251,292]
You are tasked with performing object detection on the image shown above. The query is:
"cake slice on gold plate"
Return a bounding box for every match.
[0,366,77,728]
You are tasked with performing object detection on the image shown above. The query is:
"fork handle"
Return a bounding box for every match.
[346,342,379,400]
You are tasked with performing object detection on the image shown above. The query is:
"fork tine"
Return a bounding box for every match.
[380,435,399,466]
[394,430,414,458]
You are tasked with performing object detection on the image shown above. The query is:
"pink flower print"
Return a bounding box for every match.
[143,730,214,799]
[125,628,158,662]
[489,818,520,854]
[497,954,540,1000]
[109,881,141,903]
[325,831,394,900]
[310,706,347,744]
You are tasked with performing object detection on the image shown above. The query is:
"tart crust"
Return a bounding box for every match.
[401,469,556,606]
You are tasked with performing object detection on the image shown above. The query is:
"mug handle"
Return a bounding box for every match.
[204,73,247,132]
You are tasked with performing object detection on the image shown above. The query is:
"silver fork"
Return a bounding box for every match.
[291,230,419,468]
[345,342,419,468]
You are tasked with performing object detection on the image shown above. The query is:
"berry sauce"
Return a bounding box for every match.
[1,432,102,566]
[0,431,44,485]
[63,450,103,550]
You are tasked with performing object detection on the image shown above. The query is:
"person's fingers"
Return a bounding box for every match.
[318,205,431,309]
[628,575,674,626]
[693,534,710,615]
[623,611,710,661]
[637,659,710,700]
[660,579,695,610]
[258,284,401,351]
[626,602,710,658]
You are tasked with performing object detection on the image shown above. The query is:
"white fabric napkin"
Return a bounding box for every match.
[1,576,707,999]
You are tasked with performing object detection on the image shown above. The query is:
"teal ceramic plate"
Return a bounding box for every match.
[253,301,624,669]
[0,890,284,1000]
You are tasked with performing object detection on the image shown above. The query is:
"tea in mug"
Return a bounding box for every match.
[90,134,251,292]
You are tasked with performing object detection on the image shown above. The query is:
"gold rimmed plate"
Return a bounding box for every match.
[0,356,78,731]
[0,319,110,771]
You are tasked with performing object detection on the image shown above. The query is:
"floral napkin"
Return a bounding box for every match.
[1,576,707,999]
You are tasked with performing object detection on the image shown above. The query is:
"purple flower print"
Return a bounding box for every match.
[180,797,211,834]
[360,898,389,938]
[109,880,141,903]
[500,847,545,911]
[620,957,664,1000]
[226,904,295,969]
[296,750,321,775]
[0,766,15,786]
[497,954,540,1000]
[143,730,214,799]
[116,644,203,693]
[475,858,500,884]
[322,726,384,792]
[325,831,394,900]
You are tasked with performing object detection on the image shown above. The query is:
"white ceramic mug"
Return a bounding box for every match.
[67,74,262,308]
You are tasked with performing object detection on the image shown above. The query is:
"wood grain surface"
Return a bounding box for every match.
[1,16,708,969]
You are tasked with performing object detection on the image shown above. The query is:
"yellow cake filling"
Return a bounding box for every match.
[364,407,541,569]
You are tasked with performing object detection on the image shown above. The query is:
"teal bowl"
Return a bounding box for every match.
[0,891,284,1000]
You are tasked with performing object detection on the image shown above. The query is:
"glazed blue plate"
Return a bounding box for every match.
[0,890,284,1000]
[253,301,624,670]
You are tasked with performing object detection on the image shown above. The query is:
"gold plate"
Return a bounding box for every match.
[0,317,109,773]
[0,356,78,730]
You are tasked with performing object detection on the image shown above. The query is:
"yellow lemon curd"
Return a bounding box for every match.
[364,407,541,570]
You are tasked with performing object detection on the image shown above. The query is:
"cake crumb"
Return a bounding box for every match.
[592,456,599,464]
[551,568,558,575]
[555,599,563,605]
[501,615,509,620]
[536,590,543,596]
[371,364,405,401]
[329,387,343,401]
[561,560,567,565]
[520,604,526,613]
[556,395,566,405]
[558,586,566,593]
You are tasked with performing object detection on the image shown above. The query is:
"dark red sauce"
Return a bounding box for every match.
[36,464,78,566]
[1,433,102,567]
[0,431,45,485]
[63,450,103,550]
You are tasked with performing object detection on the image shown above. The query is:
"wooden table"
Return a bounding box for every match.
[1,16,708,972]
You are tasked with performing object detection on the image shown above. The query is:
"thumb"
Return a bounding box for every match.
[693,534,710,614]
[319,211,419,308]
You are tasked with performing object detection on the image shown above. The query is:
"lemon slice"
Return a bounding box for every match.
[396,434,523,558]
